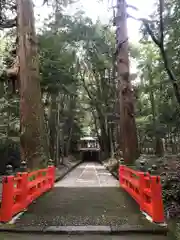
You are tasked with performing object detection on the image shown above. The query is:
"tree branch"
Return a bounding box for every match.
[127,0,180,104]
[0,18,16,29]
[142,21,161,47]
[128,14,161,47]
[159,0,164,47]
[141,2,180,105]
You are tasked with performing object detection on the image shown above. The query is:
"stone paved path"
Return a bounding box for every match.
[0,233,169,240]
[4,162,166,232]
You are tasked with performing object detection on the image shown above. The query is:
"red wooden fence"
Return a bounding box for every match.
[119,165,164,223]
[0,166,55,223]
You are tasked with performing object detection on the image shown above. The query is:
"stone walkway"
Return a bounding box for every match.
[0,233,169,240]
[2,162,166,234]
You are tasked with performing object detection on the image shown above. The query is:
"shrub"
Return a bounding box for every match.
[0,139,20,174]
[162,171,180,219]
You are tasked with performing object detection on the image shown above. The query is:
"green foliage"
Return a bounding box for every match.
[0,138,20,173]
[136,38,180,145]
[162,171,180,218]
[136,0,180,221]
[39,10,120,157]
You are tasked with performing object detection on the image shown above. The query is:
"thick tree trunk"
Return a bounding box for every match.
[147,64,163,156]
[17,0,48,169]
[48,94,57,161]
[56,93,60,165]
[92,110,101,147]
[116,0,139,164]
[148,65,156,130]
[99,118,110,158]
[155,137,164,157]
[65,123,73,156]
[64,96,75,157]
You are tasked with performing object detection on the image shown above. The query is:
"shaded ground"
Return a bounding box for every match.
[2,162,166,232]
[0,233,169,240]
[103,158,119,179]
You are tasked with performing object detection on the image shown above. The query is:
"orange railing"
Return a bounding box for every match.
[0,166,55,223]
[119,165,164,223]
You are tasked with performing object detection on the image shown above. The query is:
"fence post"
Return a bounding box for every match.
[48,159,55,188]
[18,161,28,209]
[150,176,165,223]
[139,172,146,212]
[119,165,124,186]
[0,165,14,222]
[48,166,55,188]
[21,172,28,209]
[139,160,146,172]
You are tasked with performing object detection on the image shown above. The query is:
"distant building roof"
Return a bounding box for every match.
[80,136,97,141]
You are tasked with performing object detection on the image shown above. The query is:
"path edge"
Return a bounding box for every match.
[55,160,83,183]
[0,225,168,235]
[100,160,119,180]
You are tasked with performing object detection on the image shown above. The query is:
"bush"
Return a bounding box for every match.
[0,139,20,174]
[162,171,180,219]
[135,154,180,219]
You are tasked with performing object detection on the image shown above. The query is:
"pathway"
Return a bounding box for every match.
[0,233,168,240]
[2,162,166,233]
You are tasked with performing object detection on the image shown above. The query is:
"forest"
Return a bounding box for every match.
[0,0,180,236]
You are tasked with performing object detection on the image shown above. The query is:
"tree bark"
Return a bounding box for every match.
[48,93,57,160]
[115,0,139,164]
[17,0,48,169]
[56,93,60,165]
